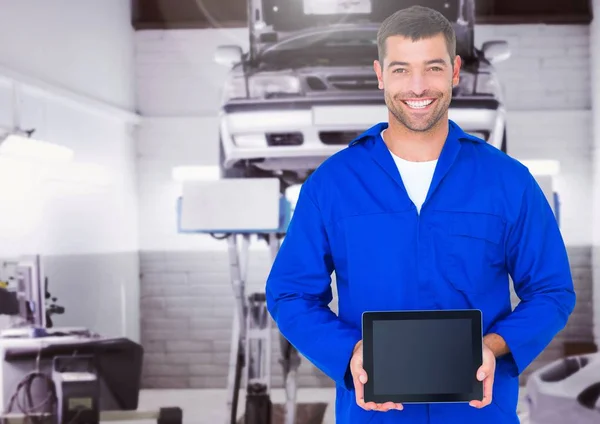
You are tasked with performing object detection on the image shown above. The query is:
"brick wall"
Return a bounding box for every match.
[139,248,336,389]
[135,24,595,388]
[477,24,590,110]
[139,246,592,389]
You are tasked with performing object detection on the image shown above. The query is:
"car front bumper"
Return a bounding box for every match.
[220,96,506,172]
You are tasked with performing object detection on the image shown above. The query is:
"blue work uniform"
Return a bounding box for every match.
[265,120,576,424]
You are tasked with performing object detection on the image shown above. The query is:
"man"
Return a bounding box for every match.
[265,5,575,424]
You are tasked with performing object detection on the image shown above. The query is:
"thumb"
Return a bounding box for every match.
[352,359,368,384]
[477,362,492,381]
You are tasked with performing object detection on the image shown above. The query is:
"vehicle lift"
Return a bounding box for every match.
[177,178,310,424]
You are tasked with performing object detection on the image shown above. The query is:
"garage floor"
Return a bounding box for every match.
[120,387,530,424]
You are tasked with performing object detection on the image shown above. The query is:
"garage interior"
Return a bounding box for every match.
[0,0,599,423]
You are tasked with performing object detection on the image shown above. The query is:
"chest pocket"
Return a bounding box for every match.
[441,211,506,294]
[341,211,416,310]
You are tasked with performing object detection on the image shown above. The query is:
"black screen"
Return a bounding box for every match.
[372,318,473,395]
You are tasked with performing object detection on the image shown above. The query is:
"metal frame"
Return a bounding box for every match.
[176,177,298,424]
[225,232,300,424]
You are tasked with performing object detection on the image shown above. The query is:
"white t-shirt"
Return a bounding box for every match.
[381,130,437,213]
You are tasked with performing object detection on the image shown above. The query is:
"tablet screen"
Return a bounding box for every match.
[363,310,482,403]
[373,318,473,395]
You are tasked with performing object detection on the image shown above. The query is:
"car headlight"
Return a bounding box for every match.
[455,72,475,95]
[475,73,500,96]
[223,74,302,101]
[455,72,500,97]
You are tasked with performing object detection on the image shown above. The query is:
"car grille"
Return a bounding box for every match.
[306,76,328,91]
[304,75,379,91]
[319,131,364,145]
[327,75,378,90]
[266,132,304,146]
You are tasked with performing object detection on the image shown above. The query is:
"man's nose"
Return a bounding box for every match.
[408,73,427,96]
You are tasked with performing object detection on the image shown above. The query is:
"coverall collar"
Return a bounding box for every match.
[348,119,485,209]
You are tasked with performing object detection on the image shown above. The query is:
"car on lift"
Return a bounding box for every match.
[214,0,510,189]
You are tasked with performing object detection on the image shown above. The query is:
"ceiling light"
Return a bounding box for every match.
[0,132,73,163]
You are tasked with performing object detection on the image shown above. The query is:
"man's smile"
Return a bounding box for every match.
[401,98,437,110]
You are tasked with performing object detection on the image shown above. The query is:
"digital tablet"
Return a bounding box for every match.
[362,309,483,404]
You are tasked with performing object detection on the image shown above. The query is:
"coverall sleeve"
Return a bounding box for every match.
[266,181,362,391]
[489,172,576,377]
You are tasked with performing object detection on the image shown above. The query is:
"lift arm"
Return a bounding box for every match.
[177,178,299,424]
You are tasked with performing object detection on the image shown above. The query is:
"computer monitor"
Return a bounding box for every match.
[14,255,46,328]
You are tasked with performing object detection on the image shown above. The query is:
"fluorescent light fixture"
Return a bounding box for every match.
[172,165,221,182]
[519,159,560,176]
[46,162,112,186]
[0,133,73,163]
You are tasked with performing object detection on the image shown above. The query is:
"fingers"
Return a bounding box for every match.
[352,362,402,411]
[361,401,403,412]
[351,342,403,412]
[374,402,404,411]
[351,357,366,387]
[352,357,370,410]
[470,368,494,409]
[477,357,494,382]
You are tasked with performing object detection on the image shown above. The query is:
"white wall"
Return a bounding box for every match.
[0,0,136,111]
[0,0,139,256]
[135,24,593,250]
[590,0,600,344]
[0,1,140,340]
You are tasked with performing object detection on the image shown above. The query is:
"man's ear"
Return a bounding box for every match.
[452,55,462,87]
[374,59,384,90]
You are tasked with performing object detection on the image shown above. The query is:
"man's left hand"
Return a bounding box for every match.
[470,343,496,408]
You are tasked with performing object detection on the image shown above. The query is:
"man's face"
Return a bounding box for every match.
[374,33,461,133]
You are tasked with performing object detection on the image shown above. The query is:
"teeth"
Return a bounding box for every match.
[404,99,433,109]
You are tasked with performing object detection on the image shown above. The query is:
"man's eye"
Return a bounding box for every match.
[430,67,443,72]
[393,68,406,73]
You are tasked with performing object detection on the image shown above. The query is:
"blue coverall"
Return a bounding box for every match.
[265,120,576,423]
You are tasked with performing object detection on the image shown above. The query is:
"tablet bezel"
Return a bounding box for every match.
[362,309,483,404]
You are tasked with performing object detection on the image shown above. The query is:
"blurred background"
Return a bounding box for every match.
[0,0,598,423]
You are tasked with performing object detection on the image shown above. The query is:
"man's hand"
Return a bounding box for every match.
[469,342,496,408]
[350,340,403,412]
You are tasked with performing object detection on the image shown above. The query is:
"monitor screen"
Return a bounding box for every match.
[362,310,483,404]
[15,255,46,328]
[372,318,473,396]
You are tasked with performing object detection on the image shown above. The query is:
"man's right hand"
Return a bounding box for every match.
[350,340,403,412]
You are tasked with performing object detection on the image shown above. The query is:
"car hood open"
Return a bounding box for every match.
[251,0,475,59]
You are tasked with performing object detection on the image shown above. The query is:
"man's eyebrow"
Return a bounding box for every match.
[425,58,448,66]
[387,61,409,68]
[387,58,448,68]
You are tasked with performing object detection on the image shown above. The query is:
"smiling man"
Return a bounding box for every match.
[265,5,575,424]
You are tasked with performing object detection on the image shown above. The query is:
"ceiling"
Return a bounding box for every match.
[131,0,593,29]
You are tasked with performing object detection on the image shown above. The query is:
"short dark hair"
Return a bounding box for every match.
[377,5,456,65]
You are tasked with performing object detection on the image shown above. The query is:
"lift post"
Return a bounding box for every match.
[177,178,316,424]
